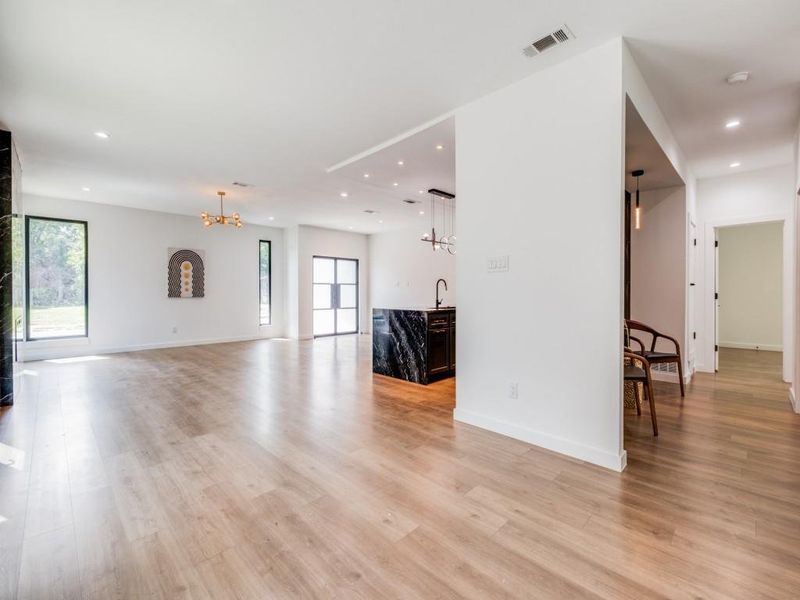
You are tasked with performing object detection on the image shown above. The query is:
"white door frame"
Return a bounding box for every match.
[703,213,793,382]
[687,217,697,375]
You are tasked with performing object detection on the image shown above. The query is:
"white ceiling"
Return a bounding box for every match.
[1,1,798,233]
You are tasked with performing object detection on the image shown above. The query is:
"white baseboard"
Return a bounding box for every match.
[453,408,626,472]
[718,342,783,352]
[790,387,799,413]
[21,333,278,362]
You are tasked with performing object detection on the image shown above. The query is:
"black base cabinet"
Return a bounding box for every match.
[372,308,455,384]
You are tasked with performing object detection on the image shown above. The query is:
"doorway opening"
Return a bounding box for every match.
[312,255,359,337]
[713,221,784,380]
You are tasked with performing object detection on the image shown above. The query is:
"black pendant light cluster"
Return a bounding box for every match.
[420,188,456,254]
[632,169,644,230]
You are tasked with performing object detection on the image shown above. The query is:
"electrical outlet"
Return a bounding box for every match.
[172,326,178,334]
[509,382,519,399]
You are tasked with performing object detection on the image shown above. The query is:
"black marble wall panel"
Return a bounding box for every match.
[0,130,13,405]
[372,309,429,384]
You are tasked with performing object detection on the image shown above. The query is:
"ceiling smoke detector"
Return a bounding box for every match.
[726,71,750,85]
[523,25,574,57]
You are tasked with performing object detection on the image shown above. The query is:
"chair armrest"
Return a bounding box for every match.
[624,350,650,368]
[628,336,646,353]
[627,319,681,355]
[654,332,681,356]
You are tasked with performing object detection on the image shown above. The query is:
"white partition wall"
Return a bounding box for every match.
[454,39,626,471]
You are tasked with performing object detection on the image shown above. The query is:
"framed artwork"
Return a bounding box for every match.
[167,248,205,298]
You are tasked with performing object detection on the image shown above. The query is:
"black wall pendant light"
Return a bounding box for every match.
[632,169,644,230]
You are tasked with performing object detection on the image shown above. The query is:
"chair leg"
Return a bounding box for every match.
[645,375,658,436]
[633,382,642,415]
[676,357,685,397]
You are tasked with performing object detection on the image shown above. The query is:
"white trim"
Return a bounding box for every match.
[453,408,627,472]
[325,111,455,173]
[21,333,277,362]
[790,387,798,413]
[718,341,783,352]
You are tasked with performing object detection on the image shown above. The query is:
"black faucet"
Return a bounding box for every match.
[435,278,448,309]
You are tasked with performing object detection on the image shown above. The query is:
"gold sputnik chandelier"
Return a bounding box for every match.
[201,191,242,229]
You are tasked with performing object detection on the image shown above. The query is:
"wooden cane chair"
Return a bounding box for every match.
[626,319,685,397]
[623,350,658,436]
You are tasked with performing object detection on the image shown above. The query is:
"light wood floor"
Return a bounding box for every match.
[1,340,798,599]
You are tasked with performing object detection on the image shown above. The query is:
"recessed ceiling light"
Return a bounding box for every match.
[378,220,383,224]
[392,182,399,187]
[363,173,370,178]
[81,186,91,192]
[729,161,741,168]
[397,160,404,166]
[419,210,425,215]
[348,226,354,230]
[340,192,348,198]
[725,119,741,129]
[726,71,750,85]
[268,216,275,221]
[436,144,443,150]
[418,190,424,194]
[93,131,110,139]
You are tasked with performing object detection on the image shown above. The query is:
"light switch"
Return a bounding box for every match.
[487,255,509,273]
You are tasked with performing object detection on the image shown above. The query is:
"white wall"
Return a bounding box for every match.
[695,164,795,381]
[369,226,456,311]
[622,41,698,376]
[630,186,686,367]
[794,120,800,411]
[718,222,783,350]
[22,194,285,360]
[285,225,369,339]
[454,39,626,471]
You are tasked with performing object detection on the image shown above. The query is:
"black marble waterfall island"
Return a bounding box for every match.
[372,308,455,384]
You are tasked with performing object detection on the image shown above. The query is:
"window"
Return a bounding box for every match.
[259,240,271,325]
[25,216,88,340]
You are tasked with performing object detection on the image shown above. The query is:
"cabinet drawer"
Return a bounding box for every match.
[428,314,450,328]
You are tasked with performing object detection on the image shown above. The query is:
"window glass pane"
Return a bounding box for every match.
[336,309,357,333]
[313,257,335,283]
[337,259,357,284]
[313,309,335,336]
[27,218,87,339]
[339,284,356,308]
[313,284,332,309]
[259,241,270,325]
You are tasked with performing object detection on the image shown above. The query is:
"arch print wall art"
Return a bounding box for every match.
[167,248,205,298]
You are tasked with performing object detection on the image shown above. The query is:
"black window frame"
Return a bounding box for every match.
[25,215,89,341]
[311,255,359,338]
[259,239,272,326]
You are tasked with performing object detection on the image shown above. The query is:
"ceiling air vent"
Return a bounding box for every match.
[363,209,378,214]
[403,199,420,205]
[523,25,574,57]
[232,181,253,188]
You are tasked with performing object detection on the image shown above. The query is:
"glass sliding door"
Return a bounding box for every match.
[312,256,359,337]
